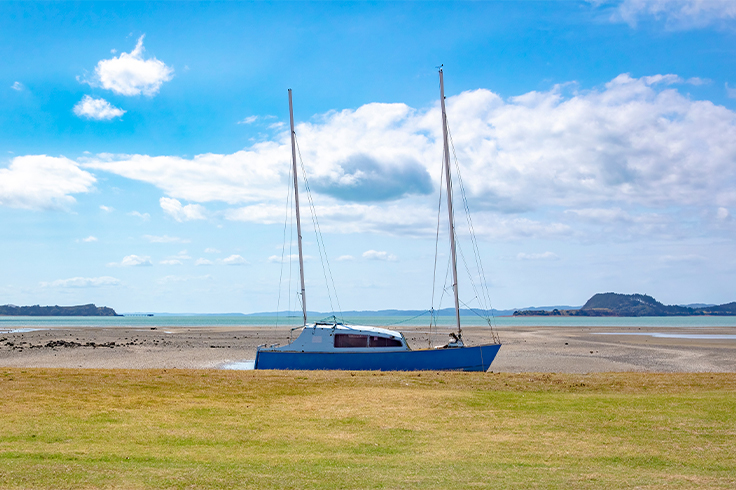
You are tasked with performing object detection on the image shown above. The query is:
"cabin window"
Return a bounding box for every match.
[334,334,368,348]
[369,336,403,347]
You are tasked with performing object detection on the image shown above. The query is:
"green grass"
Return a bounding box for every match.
[1,370,735,489]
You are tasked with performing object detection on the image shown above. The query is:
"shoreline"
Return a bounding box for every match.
[1,324,735,372]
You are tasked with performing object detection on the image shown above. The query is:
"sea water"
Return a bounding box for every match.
[1,315,736,329]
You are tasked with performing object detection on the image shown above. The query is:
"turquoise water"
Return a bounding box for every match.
[1,314,736,330]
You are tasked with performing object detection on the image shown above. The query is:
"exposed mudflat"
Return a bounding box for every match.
[1,324,734,372]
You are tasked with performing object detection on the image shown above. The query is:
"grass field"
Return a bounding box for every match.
[1,369,735,489]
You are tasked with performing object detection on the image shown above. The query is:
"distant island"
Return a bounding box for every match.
[0,304,120,317]
[513,293,736,317]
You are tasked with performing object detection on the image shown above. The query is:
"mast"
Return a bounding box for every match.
[439,68,462,336]
[289,89,307,326]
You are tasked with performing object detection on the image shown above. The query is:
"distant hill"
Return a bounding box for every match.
[513,293,736,317]
[0,304,120,316]
[246,307,520,318]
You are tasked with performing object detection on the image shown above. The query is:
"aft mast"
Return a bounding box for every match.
[288,89,308,326]
[439,68,462,340]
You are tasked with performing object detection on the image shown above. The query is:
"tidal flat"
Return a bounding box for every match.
[1,369,735,489]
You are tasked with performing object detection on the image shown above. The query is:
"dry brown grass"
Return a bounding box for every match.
[0,369,735,489]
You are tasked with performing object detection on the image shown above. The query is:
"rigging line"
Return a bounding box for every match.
[446,122,493,315]
[276,159,295,328]
[292,133,335,315]
[293,134,344,322]
[430,154,446,347]
[288,163,295,322]
[447,123,500,343]
[384,309,432,327]
[297,149,338,320]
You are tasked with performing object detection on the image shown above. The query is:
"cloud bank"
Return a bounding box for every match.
[11,73,736,242]
[0,155,96,210]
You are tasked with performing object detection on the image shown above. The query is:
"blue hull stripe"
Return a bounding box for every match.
[255,344,501,372]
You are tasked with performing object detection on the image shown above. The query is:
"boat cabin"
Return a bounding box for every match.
[262,322,410,353]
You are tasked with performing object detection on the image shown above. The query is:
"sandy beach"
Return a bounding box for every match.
[1,324,735,372]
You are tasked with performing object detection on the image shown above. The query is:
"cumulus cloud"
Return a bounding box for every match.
[40,276,121,288]
[100,205,114,212]
[80,73,736,242]
[195,258,214,266]
[610,0,736,28]
[516,252,560,261]
[0,155,96,210]
[312,153,432,202]
[81,236,98,242]
[159,197,206,222]
[362,250,397,261]
[86,35,173,96]
[223,254,247,265]
[159,251,191,265]
[204,248,221,254]
[11,82,23,91]
[109,254,152,267]
[73,95,125,120]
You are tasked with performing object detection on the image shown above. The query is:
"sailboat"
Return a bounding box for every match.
[254,69,502,371]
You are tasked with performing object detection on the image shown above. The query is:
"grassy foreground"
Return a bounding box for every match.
[1,370,735,489]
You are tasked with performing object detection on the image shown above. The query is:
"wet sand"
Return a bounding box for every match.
[1,324,735,372]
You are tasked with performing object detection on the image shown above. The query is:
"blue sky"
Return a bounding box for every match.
[1,1,736,314]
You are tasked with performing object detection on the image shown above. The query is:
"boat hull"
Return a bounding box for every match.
[255,343,501,372]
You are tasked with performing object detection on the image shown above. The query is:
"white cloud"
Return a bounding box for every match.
[40,276,121,288]
[144,234,188,243]
[87,35,173,96]
[195,258,214,266]
[159,259,182,265]
[611,0,736,29]
[128,211,151,220]
[159,197,206,222]
[109,254,152,267]
[85,145,286,206]
[204,247,221,254]
[73,95,125,120]
[81,235,98,243]
[362,250,397,261]
[336,255,355,261]
[717,207,730,221]
[158,251,191,265]
[80,73,736,242]
[100,205,114,212]
[516,252,560,261]
[0,155,96,210]
[223,254,247,265]
[238,115,258,124]
[11,82,23,91]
